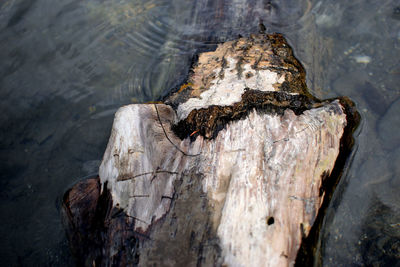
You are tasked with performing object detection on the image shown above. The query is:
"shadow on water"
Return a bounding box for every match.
[0,0,399,265]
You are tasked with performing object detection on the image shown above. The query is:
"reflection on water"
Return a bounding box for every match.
[0,0,399,265]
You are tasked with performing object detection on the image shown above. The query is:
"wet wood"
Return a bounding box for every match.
[62,33,359,266]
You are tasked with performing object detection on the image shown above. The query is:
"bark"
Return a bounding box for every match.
[62,34,359,266]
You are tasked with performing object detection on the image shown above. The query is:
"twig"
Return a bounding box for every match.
[124,214,150,225]
[154,104,201,157]
[117,170,179,182]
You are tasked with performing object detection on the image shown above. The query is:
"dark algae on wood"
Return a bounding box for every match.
[62,33,359,266]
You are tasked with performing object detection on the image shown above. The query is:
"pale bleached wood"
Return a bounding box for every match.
[98,100,346,266]
[63,33,357,266]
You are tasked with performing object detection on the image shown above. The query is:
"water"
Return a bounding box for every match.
[0,0,399,265]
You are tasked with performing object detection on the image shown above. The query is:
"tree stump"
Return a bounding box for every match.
[62,34,359,266]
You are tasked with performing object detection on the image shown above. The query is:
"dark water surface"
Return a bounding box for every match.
[0,0,399,265]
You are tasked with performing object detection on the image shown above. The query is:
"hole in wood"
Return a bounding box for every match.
[267,216,275,225]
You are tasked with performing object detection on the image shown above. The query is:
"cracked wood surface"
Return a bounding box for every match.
[62,34,358,267]
[98,100,346,266]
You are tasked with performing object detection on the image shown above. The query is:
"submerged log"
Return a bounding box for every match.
[62,34,359,266]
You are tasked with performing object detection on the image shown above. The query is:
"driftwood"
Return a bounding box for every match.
[62,34,359,266]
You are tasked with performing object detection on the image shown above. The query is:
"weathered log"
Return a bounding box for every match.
[62,34,359,266]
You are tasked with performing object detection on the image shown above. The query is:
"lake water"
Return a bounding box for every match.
[0,0,399,265]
